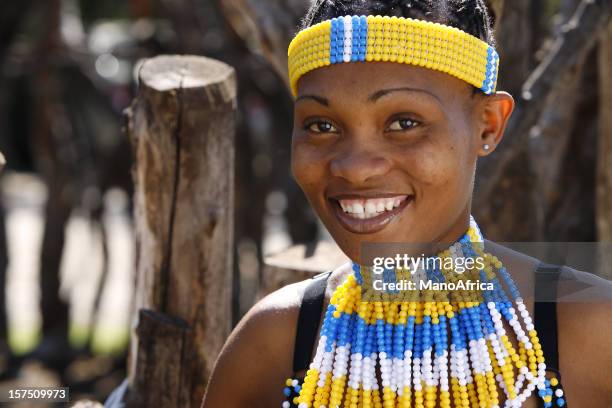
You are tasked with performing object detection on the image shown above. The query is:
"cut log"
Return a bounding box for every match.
[125,55,236,408]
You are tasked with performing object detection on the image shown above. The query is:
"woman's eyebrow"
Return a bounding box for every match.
[368,87,442,104]
[295,94,329,106]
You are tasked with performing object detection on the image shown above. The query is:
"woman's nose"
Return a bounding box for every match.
[329,148,392,185]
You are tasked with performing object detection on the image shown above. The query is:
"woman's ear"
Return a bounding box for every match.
[477,91,515,156]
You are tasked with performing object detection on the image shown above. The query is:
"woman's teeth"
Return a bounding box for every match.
[338,196,408,219]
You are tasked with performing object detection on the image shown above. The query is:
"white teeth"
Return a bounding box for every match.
[338,195,410,219]
[365,202,377,214]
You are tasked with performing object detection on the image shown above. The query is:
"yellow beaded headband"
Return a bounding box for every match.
[288,15,500,97]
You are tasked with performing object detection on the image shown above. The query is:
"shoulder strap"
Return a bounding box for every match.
[533,262,562,374]
[292,271,332,374]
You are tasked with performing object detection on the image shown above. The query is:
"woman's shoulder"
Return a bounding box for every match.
[202,281,306,407]
[202,265,350,407]
[241,262,352,340]
[485,239,612,293]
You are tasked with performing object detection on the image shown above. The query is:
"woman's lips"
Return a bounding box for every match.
[329,194,413,234]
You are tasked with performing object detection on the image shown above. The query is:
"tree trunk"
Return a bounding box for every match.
[125,55,236,408]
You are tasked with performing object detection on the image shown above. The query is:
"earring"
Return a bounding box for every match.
[483,144,490,151]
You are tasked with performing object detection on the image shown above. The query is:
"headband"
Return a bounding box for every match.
[287,15,499,97]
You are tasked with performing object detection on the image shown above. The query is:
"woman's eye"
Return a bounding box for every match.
[388,118,420,131]
[305,120,338,134]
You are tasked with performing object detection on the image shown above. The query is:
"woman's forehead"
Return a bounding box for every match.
[295,62,471,102]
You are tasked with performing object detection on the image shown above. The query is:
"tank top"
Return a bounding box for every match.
[281,263,569,407]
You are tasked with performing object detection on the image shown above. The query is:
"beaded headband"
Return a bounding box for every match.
[288,15,500,97]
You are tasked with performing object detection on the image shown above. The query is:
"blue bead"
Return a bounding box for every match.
[283,387,291,397]
[557,398,565,406]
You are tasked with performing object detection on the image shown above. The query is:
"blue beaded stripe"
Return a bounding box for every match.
[350,16,361,62]
[490,49,500,91]
[481,46,499,94]
[330,17,345,64]
[481,47,492,93]
[330,16,368,65]
[352,15,367,62]
[352,262,363,285]
[392,315,406,359]
[434,315,448,357]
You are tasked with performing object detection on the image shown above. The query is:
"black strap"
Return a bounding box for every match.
[534,262,562,375]
[292,271,332,374]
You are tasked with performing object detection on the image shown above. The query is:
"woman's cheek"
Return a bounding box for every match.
[292,146,326,197]
[396,138,461,188]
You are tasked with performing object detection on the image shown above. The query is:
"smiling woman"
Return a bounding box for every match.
[291,61,509,244]
[201,1,612,408]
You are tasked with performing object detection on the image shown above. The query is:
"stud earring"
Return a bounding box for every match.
[483,144,490,151]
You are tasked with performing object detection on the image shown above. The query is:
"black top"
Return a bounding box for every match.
[286,263,568,407]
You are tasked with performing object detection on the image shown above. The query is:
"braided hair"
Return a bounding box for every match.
[301,0,495,46]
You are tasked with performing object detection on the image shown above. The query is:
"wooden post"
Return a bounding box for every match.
[125,55,236,408]
[597,22,612,279]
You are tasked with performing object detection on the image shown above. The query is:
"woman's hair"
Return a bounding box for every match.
[301,0,496,47]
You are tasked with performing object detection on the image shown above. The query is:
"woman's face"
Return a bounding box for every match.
[291,62,513,263]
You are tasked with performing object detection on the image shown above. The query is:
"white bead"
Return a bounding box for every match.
[555,389,564,397]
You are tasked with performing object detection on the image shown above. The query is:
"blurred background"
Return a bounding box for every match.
[0,0,610,405]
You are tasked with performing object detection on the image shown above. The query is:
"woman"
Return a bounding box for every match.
[202,1,612,407]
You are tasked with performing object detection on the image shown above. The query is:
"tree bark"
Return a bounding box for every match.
[215,0,310,84]
[597,21,612,278]
[474,0,612,239]
[125,55,236,408]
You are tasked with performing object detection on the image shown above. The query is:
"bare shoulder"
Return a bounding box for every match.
[201,279,312,408]
[557,265,612,343]
[557,266,612,401]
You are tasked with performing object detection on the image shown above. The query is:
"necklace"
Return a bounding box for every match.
[288,216,566,408]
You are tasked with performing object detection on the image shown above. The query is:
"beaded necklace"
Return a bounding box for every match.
[286,216,566,408]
